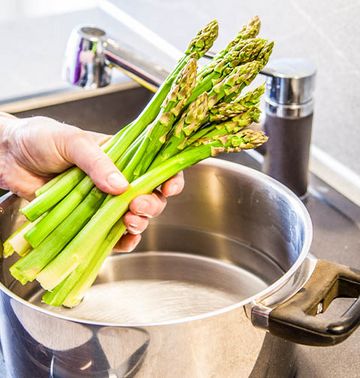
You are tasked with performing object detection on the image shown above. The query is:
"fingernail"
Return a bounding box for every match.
[169,183,179,196]
[128,223,141,234]
[137,200,151,216]
[107,172,128,190]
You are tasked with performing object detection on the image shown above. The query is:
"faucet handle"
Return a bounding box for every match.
[262,58,317,198]
[263,58,316,119]
[63,26,112,89]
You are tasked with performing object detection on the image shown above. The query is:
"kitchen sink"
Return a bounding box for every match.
[1,82,360,377]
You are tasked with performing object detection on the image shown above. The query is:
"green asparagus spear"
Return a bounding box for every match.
[10,187,105,284]
[209,85,264,122]
[186,107,261,147]
[150,92,209,166]
[36,129,267,291]
[198,16,261,79]
[42,219,126,307]
[124,58,198,181]
[21,20,219,222]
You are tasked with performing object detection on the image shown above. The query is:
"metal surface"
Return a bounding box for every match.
[63,26,168,92]
[262,113,313,197]
[0,158,313,377]
[249,256,318,330]
[261,58,315,197]
[263,58,316,118]
[0,86,358,376]
[31,252,268,324]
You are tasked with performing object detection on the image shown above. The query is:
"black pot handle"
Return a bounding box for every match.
[268,259,360,346]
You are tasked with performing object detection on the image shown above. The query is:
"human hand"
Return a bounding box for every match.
[0,114,184,251]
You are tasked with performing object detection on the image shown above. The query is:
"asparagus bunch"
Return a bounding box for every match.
[4,17,273,307]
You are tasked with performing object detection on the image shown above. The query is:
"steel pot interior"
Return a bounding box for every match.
[0,158,312,326]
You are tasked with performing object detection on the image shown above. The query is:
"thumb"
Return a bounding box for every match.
[60,130,128,195]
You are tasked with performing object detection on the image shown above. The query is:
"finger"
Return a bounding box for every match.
[13,176,48,201]
[1,160,48,201]
[123,211,149,234]
[59,130,128,195]
[113,233,142,253]
[129,190,167,218]
[160,171,185,197]
[85,131,112,146]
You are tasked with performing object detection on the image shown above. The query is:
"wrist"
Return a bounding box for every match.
[0,113,16,190]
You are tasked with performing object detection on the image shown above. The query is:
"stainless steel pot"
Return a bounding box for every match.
[0,158,359,378]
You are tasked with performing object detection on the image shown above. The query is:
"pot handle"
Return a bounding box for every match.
[268,259,360,346]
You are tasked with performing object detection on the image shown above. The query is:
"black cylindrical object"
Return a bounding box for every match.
[262,59,316,198]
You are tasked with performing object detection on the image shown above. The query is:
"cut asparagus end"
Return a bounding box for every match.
[3,219,39,257]
[10,187,105,284]
[3,241,14,258]
[9,265,35,285]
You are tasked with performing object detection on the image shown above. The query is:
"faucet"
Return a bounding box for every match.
[260,58,316,198]
[63,26,316,197]
[63,26,169,92]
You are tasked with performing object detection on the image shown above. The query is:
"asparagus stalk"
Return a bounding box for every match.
[36,129,267,291]
[150,92,209,166]
[153,84,264,161]
[207,61,262,108]
[25,126,151,248]
[198,16,261,79]
[20,20,219,222]
[226,16,261,50]
[9,17,273,306]
[25,176,95,248]
[123,59,198,181]
[3,221,32,258]
[2,214,48,257]
[207,38,266,80]
[42,219,126,307]
[185,19,219,59]
[10,187,105,284]
[188,38,267,104]
[14,124,146,275]
[209,85,264,122]
[231,83,265,106]
[150,70,263,168]
[185,108,261,149]
[221,41,273,103]
[13,59,200,271]
[35,170,69,197]
[142,60,263,173]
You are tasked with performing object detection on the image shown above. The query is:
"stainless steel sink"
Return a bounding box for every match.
[3,82,360,264]
[1,83,360,377]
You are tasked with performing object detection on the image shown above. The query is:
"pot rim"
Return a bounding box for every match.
[0,158,313,327]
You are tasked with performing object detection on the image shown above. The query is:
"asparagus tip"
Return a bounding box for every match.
[185,19,219,59]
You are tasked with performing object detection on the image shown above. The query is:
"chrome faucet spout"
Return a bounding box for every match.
[63,26,168,92]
